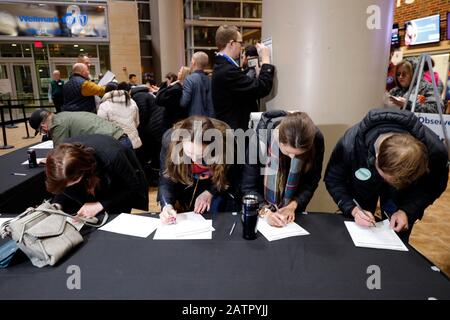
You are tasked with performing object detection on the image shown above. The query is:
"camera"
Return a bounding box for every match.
[247,57,259,68]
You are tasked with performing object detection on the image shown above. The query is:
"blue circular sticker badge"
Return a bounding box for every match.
[355,168,371,181]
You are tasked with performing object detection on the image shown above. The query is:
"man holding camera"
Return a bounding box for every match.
[212,25,275,131]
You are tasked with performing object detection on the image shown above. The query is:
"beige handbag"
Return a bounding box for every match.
[0,201,108,268]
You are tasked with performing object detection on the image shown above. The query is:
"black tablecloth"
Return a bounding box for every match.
[0,144,51,213]
[0,212,448,300]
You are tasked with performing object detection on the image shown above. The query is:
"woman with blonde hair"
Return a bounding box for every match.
[158,116,236,224]
[388,58,442,113]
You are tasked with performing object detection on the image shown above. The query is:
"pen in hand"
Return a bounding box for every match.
[383,211,391,222]
[161,195,177,224]
[352,199,376,227]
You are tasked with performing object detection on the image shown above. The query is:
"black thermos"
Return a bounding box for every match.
[241,195,259,240]
[27,149,37,168]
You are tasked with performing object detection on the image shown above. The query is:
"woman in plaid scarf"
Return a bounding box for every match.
[242,111,324,227]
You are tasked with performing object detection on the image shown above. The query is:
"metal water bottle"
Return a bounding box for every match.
[27,149,37,168]
[241,195,259,240]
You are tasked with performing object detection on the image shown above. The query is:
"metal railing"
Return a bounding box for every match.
[0,98,55,150]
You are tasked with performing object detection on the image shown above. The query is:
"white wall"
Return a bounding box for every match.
[262,0,394,125]
[262,0,395,212]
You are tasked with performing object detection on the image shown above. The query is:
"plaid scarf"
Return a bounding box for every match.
[264,140,303,208]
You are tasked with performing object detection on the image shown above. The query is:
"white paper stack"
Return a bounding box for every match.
[29,140,54,149]
[257,217,310,241]
[153,212,214,240]
[344,220,408,251]
[21,158,46,165]
[99,213,160,238]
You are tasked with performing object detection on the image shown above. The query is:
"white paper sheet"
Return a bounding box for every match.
[29,140,54,149]
[262,37,273,64]
[153,212,214,240]
[257,217,310,241]
[21,158,46,165]
[99,213,160,238]
[154,220,213,240]
[344,220,408,251]
[98,71,115,86]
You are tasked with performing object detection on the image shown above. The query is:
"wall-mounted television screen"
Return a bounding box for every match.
[391,23,400,47]
[404,14,440,46]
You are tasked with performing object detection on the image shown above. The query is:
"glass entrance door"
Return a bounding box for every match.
[0,61,39,103]
[0,64,12,101]
[12,65,35,101]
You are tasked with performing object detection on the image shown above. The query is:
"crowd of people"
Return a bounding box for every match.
[28,25,448,244]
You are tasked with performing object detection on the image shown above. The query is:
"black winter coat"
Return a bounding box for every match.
[130,86,156,129]
[53,134,149,214]
[155,82,188,131]
[324,108,448,223]
[212,55,275,130]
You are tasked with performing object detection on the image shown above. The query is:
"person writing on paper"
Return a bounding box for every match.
[388,58,442,113]
[241,111,325,227]
[45,134,149,217]
[324,109,448,242]
[158,116,236,224]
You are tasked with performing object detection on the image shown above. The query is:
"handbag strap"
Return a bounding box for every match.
[37,208,109,228]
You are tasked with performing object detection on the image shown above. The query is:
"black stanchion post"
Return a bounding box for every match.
[22,104,33,139]
[0,105,14,149]
[5,99,18,129]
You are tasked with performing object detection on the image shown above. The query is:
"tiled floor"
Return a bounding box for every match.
[2,123,449,276]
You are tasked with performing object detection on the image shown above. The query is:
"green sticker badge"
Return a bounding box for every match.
[355,168,371,181]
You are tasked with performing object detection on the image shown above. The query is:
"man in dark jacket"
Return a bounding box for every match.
[180,51,214,117]
[131,85,163,181]
[324,109,448,241]
[130,85,156,129]
[212,25,275,130]
[62,63,105,113]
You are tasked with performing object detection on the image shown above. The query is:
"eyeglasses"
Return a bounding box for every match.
[396,72,409,78]
[232,40,244,45]
[38,123,46,135]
